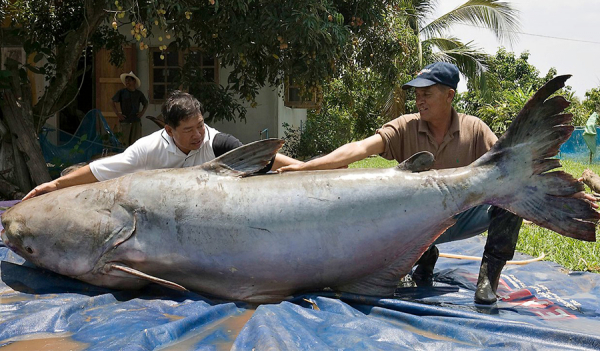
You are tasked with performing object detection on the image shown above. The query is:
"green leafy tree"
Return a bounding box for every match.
[287,0,520,159]
[0,0,407,194]
[472,85,533,134]
[456,47,600,131]
[282,6,421,158]
[583,88,600,114]
[563,87,600,127]
[453,48,589,134]
[288,68,403,159]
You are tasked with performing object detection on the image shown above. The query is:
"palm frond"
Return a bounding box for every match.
[399,0,437,33]
[381,85,406,119]
[422,0,520,46]
[427,37,488,75]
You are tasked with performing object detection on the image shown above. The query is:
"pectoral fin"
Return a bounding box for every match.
[108,263,188,292]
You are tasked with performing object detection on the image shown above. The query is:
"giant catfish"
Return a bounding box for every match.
[1,75,599,303]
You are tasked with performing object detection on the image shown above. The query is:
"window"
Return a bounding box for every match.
[284,81,317,109]
[149,47,218,104]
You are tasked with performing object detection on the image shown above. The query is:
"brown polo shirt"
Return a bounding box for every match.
[377,108,497,169]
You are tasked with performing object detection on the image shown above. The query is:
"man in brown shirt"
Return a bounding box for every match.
[278,62,521,304]
[378,110,497,170]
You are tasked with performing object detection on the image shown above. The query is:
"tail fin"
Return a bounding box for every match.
[475,75,600,242]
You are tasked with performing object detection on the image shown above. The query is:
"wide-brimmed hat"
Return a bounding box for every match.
[120,71,141,88]
[402,62,459,90]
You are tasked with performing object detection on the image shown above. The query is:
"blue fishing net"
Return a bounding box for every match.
[39,109,124,178]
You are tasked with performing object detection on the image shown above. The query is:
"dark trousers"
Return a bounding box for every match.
[433,205,521,261]
[119,121,142,148]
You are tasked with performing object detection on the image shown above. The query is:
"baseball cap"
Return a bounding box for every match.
[402,62,460,90]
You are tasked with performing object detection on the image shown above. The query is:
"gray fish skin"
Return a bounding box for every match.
[1,75,598,303]
[0,157,482,301]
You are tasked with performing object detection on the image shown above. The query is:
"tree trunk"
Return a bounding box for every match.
[0,116,31,194]
[0,1,107,191]
[1,73,51,187]
[10,133,32,191]
[0,178,25,200]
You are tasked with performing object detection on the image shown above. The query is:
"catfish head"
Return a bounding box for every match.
[0,185,136,280]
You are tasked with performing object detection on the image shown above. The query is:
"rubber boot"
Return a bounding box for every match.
[412,245,439,286]
[474,253,505,304]
[474,207,522,304]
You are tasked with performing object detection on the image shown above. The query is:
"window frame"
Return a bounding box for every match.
[284,81,317,109]
[149,47,219,104]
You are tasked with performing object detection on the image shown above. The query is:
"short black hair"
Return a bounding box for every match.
[161,91,204,128]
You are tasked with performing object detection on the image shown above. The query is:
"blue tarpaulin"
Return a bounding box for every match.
[561,126,600,162]
[1,200,600,350]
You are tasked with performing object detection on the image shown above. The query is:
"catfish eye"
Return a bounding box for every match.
[25,247,33,254]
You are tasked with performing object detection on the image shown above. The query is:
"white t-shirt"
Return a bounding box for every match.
[90,125,220,181]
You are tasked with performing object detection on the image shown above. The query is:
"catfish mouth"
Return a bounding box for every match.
[1,212,30,259]
[1,228,11,249]
[1,228,21,257]
[1,226,103,278]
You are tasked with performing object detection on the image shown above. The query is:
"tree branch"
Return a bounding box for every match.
[33,0,108,129]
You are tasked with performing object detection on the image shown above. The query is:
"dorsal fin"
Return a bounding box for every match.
[396,151,434,172]
[201,138,284,177]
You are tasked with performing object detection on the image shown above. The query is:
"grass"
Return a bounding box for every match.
[349,156,600,273]
[349,156,398,169]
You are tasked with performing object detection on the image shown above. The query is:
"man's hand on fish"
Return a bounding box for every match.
[277,162,348,173]
[277,162,307,173]
[22,181,57,201]
[22,164,99,201]
[580,192,598,206]
[576,177,599,208]
[277,135,385,173]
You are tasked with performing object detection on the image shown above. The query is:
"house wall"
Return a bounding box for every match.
[277,96,306,141]
[130,48,307,144]
[209,67,308,144]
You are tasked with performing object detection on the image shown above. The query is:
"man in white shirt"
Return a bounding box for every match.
[24,91,299,200]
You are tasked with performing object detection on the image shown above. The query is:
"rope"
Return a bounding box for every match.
[439,252,546,265]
